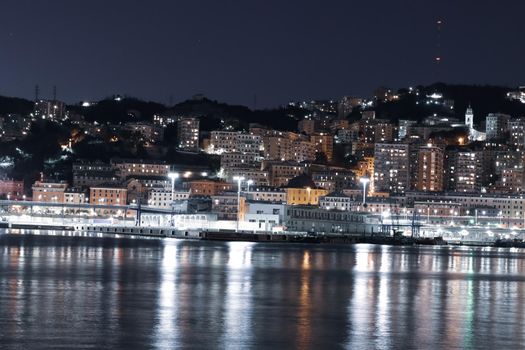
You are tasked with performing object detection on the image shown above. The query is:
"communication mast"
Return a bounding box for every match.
[435,19,444,64]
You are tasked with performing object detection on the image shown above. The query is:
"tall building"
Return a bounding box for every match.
[210,131,238,154]
[445,149,482,193]
[220,152,258,168]
[33,100,67,121]
[263,161,308,187]
[486,113,511,140]
[416,145,444,192]
[510,118,525,150]
[235,133,262,155]
[177,117,200,151]
[262,133,314,162]
[298,118,316,135]
[494,150,524,175]
[291,139,316,162]
[373,121,396,143]
[310,133,334,161]
[360,118,395,144]
[209,131,261,155]
[398,120,417,140]
[499,167,525,194]
[374,143,410,193]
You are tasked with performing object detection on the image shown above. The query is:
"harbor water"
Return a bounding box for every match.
[1,230,525,349]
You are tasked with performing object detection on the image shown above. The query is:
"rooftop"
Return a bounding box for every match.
[285,174,320,189]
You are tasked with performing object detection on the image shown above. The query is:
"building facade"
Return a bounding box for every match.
[211,192,246,220]
[89,186,127,206]
[111,159,170,179]
[32,181,68,203]
[245,187,287,203]
[188,180,233,197]
[0,179,24,199]
[177,117,200,151]
[416,145,444,192]
[374,143,410,193]
[486,113,511,140]
[310,133,334,161]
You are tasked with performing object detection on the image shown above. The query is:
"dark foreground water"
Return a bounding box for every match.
[1,232,525,349]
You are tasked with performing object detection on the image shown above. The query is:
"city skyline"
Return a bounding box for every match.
[4,3,525,348]
[1,1,525,107]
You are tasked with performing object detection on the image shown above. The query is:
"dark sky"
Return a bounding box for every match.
[1,0,524,108]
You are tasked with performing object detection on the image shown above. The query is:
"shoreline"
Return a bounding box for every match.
[4,221,523,248]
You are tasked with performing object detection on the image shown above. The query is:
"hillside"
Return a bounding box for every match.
[0,95,34,115]
[1,83,524,128]
[69,97,167,123]
[167,97,304,131]
[374,83,525,124]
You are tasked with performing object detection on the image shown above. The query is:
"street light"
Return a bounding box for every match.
[359,177,370,205]
[168,172,179,200]
[247,179,254,192]
[233,176,245,232]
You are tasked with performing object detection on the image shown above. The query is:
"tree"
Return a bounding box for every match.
[314,152,328,165]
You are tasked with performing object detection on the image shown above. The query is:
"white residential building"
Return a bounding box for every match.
[148,189,190,209]
[319,192,354,211]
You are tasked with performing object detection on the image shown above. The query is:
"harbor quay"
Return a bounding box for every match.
[2,199,525,246]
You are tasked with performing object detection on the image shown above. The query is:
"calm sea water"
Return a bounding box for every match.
[1,230,525,349]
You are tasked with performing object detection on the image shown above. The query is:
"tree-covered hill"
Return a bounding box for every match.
[374,83,525,124]
[0,95,34,115]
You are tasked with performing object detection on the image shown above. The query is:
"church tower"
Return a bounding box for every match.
[465,105,474,129]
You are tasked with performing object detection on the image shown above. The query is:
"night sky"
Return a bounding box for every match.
[1,0,524,107]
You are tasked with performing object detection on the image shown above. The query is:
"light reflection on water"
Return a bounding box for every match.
[1,231,525,349]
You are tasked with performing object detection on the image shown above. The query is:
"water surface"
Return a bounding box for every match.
[1,231,525,349]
